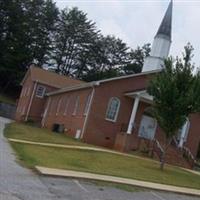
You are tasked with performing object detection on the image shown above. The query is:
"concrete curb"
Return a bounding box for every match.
[35,166,200,197]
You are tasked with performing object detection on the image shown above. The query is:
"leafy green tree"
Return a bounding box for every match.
[122,43,151,74]
[82,35,129,81]
[0,0,58,95]
[49,7,99,76]
[82,68,121,82]
[148,43,200,170]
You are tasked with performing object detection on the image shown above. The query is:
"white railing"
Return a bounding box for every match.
[182,146,196,164]
[154,139,164,153]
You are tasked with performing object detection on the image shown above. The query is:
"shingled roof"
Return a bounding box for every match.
[21,65,84,88]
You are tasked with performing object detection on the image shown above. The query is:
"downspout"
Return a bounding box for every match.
[81,83,98,139]
[25,81,38,121]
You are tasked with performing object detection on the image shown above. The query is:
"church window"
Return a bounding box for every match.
[36,85,46,98]
[105,97,120,122]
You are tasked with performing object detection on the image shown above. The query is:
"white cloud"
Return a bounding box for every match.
[55,0,200,66]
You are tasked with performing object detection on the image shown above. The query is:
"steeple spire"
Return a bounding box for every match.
[156,0,173,39]
[142,0,173,72]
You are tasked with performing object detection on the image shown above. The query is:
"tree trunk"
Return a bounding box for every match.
[160,137,172,170]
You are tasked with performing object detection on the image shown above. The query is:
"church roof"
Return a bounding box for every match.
[21,65,84,88]
[47,69,161,96]
[156,0,173,39]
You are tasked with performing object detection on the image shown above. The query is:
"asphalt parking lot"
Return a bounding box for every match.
[39,176,200,200]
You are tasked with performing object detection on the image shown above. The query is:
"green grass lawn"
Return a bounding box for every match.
[0,93,16,105]
[5,122,200,190]
[10,142,200,190]
[4,123,92,146]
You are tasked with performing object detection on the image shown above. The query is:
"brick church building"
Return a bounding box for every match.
[15,1,200,168]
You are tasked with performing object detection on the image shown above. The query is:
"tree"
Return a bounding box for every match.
[148,43,200,170]
[82,35,129,81]
[0,1,151,95]
[49,7,132,81]
[122,43,151,74]
[49,7,99,77]
[0,0,58,95]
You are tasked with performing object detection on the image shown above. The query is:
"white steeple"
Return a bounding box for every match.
[142,0,173,72]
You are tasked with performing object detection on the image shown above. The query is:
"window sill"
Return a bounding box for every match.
[105,118,117,123]
[36,95,44,99]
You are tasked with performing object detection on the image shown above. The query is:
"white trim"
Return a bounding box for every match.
[105,97,121,123]
[25,81,38,121]
[127,96,140,134]
[98,69,161,84]
[125,90,153,104]
[47,82,99,96]
[36,85,46,98]
[178,119,190,148]
[81,87,95,139]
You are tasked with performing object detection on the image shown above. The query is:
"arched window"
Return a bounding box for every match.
[105,97,120,122]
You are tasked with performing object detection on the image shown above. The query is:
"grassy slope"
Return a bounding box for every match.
[4,123,92,146]
[5,122,200,189]
[11,143,200,190]
[0,93,16,105]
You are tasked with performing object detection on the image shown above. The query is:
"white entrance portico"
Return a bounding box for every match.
[125,90,153,135]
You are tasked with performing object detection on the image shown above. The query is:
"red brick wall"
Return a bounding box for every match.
[28,83,56,122]
[185,114,200,157]
[15,72,58,122]
[83,74,153,148]
[43,88,92,137]
[15,74,34,121]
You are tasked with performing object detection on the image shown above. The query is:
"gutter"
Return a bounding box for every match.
[47,81,99,96]
[46,70,161,97]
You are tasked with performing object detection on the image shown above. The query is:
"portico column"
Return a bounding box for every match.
[127,96,140,134]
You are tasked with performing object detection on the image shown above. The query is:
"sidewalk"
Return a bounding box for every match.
[183,168,200,176]
[36,166,200,197]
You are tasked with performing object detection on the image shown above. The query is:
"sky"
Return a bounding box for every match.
[55,0,200,69]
